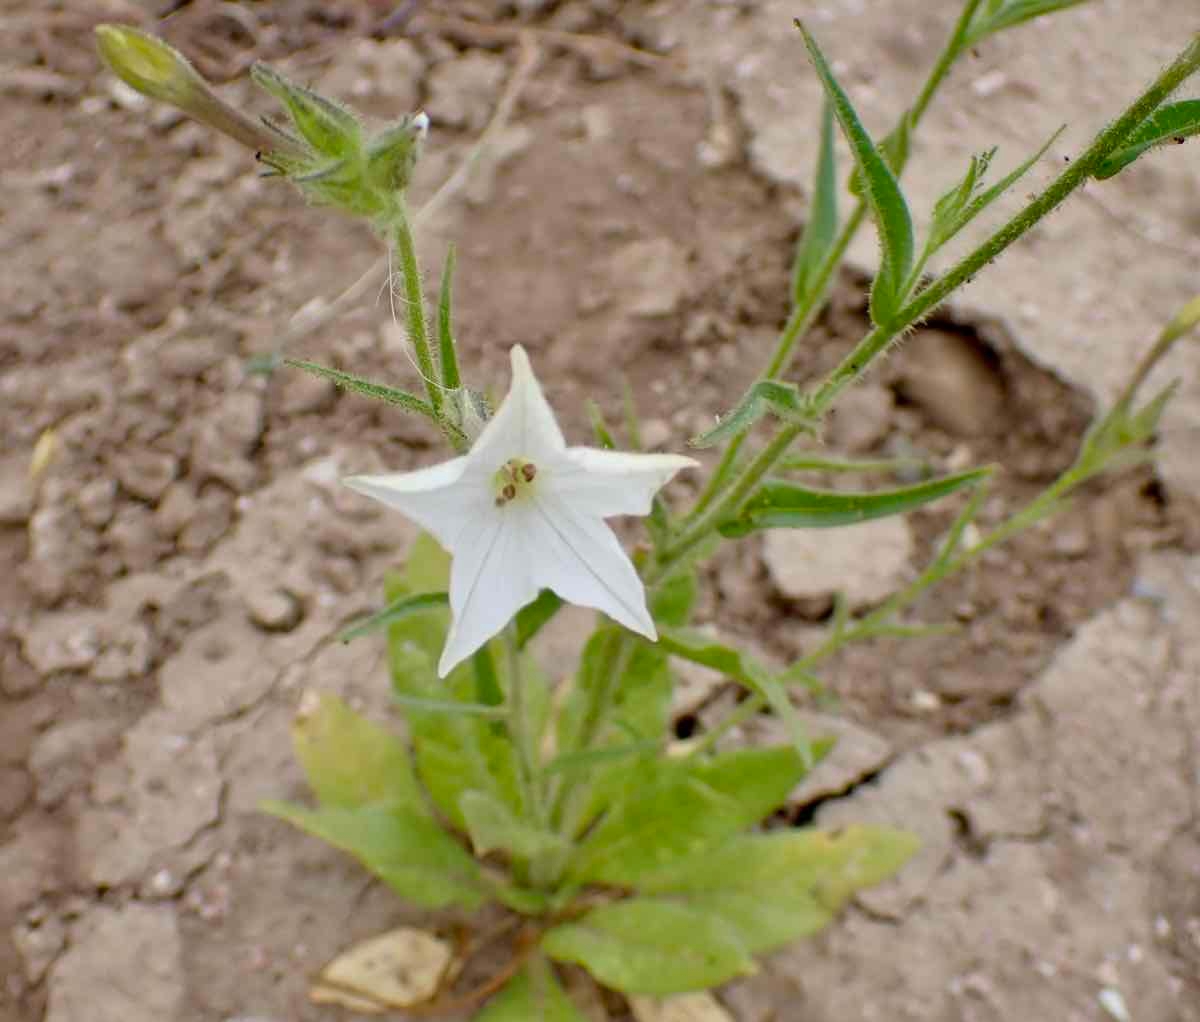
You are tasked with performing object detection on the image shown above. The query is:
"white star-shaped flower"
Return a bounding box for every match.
[344,346,698,677]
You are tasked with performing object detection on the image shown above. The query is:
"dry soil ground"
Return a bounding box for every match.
[1,1,1198,1021]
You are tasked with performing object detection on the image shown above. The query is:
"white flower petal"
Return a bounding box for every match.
[527,490,655,639]
[549,447,699,519]
[343,458,486,551]
[438,507,541,676]
[468,345,565,469]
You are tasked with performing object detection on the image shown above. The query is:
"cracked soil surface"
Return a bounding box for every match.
[1,2,1198,1020]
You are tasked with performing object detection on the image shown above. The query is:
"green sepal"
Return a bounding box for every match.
[251,63,361,160]
[718,465,992,537]
[364,114,427,196]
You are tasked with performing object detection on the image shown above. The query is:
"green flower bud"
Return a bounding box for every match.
[95,24,206,110]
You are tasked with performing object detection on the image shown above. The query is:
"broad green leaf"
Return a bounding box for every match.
[477,962,587,1022]
[292,692,425,812]
[797,21,914,325]
[404,530,452,592]
[791,101,838,306]
[385,567,522,830]
[1095,100,1200,179]
[718,465,992,537]
[542,900,755,996]
[437,243,461,390]
[635,826,919,953]
[966,0,1094,47]
[515,589,564,649]
[567,746,808,886]
[656,628,833,768]
[544,740,662,776]
[690,380,815,449]
[283,359,437,420]
[339,591,448,643]
[649,566,697,627]
[264,802,485,909]
[459,790,569,860]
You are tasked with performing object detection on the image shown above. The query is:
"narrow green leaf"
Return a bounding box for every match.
[283,359,437,419]
[586,399,618,450]
[635,827,920,953]
[476,962,588,1022]
[392,693,508,718]
[1160,294,1200,346]
[1095,100,1200,179]
[338,591,448,643]
[690,379,815,449]
[649,567,697,627]
[263,802,485,909]
[515,589,564,648]
[718,465,992,537]
[656,627,832,768]
[796,21,914,325]
[966,0,1094,47]
[780,452,927,475]
[544,740,661,776]
[543,900,755,996]
[792,101,839,306]
[251,63,361,159]
[437,243,461,390]
[459,790,569,860]
[291,692,425,812]
[929,127,1063,255]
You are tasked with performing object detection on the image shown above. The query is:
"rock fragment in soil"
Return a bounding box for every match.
[826,383,895,453]
[114,449,178,502]
[892,330,1006,438]
[12,911,66,984]
[45,904,183,1022]
[763,516,913,612]
[0,456,33,524]
[29,719,122,808]
[608,238,691,318]
[318,38,424,112]
[426,52,509,130]
[191,390,264,491]
[0,765,32,819]
[24,503,97,603]
[243,583,303,632]
[75,711,221,886]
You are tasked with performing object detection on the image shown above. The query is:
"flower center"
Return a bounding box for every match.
[492,457,538,507]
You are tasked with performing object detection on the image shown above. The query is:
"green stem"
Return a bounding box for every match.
[505,625,545,829]
[810,35,1200,415]
[654,422,805,574]
[390,203,442,416]
[687,0,981,521]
